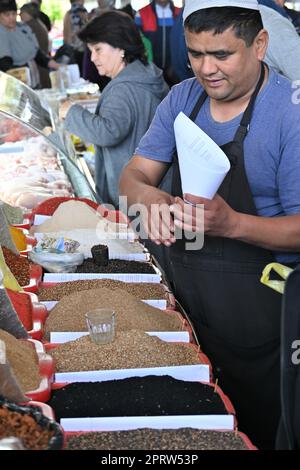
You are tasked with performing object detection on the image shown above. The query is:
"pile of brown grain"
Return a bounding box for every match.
[43,287,183,340]
[66,429,249,450]
[49,330,201,372]
[38,279,168,301]
[0,330,41,393]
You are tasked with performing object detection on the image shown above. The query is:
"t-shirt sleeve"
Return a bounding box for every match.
[277,107,300,215]
[0,29,11,60]
[134,88,178,163]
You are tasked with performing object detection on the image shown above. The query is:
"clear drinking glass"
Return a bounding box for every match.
[85,309,115,345]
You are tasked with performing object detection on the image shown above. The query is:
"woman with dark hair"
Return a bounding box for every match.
[59,11,168,207]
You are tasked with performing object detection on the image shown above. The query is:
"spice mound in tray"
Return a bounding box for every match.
[48,376,228,420]
[49,330,200,372]
[75,259,155,274]
[2,247,31,286]
[33,200,127,233]
[66,429,248,451]
[0,400,63,450]
[38,279,167,301]
[0,330,40,393]
[43,288,182,340]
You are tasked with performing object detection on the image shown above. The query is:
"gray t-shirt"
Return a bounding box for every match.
[0,22,38,66]
[135,68,300,263]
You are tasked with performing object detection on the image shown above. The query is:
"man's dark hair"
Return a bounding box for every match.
[184,7,263,47]
[79,11,147,65]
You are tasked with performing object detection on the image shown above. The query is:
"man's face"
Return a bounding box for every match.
[0,10,17,30]
[185,27,268,103]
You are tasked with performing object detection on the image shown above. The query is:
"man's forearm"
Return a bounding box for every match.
[232,213,300,252]
[120,167,153,206]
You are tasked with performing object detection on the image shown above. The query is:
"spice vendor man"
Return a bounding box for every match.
[120,0,300,449]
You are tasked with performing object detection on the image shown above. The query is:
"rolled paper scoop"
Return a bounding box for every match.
[91,244,109,266]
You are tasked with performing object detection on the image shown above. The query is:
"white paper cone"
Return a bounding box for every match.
[174,112,230,199]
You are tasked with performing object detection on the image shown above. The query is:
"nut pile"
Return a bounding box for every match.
[75,259,155,274]
[66,429,248,450]
[38,279,168,301]
[2,247,31,286]
[43,288,182,340]
[0,329,40,393]
[49,330,200,372]
[0,407,55,450]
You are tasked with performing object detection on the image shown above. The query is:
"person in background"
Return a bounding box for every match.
[82,0,115,91]
[82,0,115,90]
[170,3,194,82]
[118,2,153,63]
[119,1,135,18]
[274,0,300,34]
[63,0,88,74]
[89,0,115,17]
[120,0,300,448]
[31,0,51,32]
[258,0,300,80]
[59,11,168,208]
[0,0,59,88]
[20,2,51,88]
[83,1,153,91]
[135,0,181,86]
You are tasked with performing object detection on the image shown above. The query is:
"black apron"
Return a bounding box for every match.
[169,64,282,449]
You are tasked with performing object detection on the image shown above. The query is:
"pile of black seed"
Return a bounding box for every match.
[75,259,156,274]
[48,376,228,420]
[66,429,249,451]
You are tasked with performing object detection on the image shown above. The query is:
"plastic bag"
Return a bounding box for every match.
[260,262,293,294]
[29,248,84,273]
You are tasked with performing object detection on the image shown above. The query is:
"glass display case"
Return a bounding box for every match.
[0,72,97,206]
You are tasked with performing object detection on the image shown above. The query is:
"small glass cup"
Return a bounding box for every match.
[85,309,115,345]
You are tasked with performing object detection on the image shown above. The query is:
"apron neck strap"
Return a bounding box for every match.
[234,62,265,142]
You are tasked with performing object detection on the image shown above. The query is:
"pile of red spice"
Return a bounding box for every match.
[32,197,100,216]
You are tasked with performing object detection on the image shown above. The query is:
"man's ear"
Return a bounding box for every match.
[254,28,269,61]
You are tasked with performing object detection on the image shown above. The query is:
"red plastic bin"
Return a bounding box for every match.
[11,211,34,230]
[23,264,43,294]
[20,234,37,256]
[23,339,54,402]
[6,290,47,339]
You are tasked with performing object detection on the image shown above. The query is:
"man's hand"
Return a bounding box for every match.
[134,187,176,247]
[170,193,240,238]
[48,59,60,70]
[59,100,74,120]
